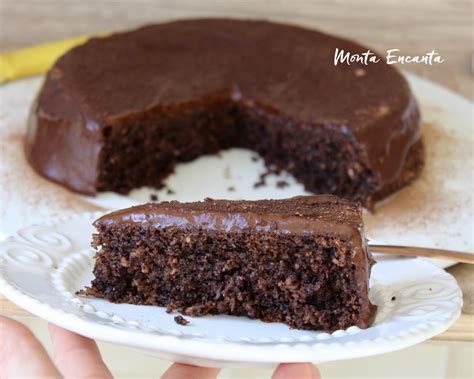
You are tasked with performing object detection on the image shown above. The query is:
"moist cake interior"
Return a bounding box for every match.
[84,196,377,331]
[96,98,378,205]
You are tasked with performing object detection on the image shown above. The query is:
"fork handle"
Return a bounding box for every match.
[369,244,474,264]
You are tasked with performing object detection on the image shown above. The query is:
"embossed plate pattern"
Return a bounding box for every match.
[0,213,463,367]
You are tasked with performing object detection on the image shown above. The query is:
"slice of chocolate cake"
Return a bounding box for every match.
[84,195,377,331]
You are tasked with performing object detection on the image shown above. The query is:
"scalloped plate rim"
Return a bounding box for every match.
[0,212,463,367]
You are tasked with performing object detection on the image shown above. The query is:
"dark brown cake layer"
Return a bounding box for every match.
[84,195,377,331]
[26,19,423,206]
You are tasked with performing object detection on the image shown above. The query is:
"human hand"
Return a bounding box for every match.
[0,316,320,378]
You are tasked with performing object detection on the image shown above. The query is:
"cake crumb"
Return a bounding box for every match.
[254,172,270,188]
[166,188,175,195]
[254,165,282,188]
[251,155,259,162]
[174,315,189,325]
[150,194,158,201]
[391,296,397,301]
[227,186,235,192]
[253,178,266,188]
[166,304,175,314]
[276,180,289,189]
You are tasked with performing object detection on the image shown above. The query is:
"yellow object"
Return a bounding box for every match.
[0,34,107,84]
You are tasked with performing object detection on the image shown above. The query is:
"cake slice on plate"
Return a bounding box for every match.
[83,195,377,331]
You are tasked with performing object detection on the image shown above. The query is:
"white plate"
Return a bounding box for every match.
[0,213,462,367]
[0,73,472,269]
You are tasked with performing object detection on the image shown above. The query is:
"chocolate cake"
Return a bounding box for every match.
[26,19,423,207]
[83,195,377,331]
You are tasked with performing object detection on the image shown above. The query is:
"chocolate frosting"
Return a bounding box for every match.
[26,19,421,195]
[96,194,362,236]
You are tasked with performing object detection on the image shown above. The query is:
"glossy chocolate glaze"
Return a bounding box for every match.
[26,19,421,196]
[96,195,361,236]
[94,195,377,328]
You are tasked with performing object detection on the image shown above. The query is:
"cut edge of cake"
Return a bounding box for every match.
[82,195,377,332]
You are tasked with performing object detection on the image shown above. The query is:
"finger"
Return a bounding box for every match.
[272,363,320,379]
[0,316,61,378]
[161,363,221,379]
[48,323,113,378]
